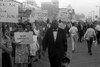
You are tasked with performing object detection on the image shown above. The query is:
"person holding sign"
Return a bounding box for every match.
[14,24,29,67]
[1,30,12,67]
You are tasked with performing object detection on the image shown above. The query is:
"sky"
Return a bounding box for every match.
[16,0,100,17]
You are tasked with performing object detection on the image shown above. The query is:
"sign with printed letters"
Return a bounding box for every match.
[58,8,69,22]
[0,2,18,23]
[29,9,48,22]
[14,32,33,44]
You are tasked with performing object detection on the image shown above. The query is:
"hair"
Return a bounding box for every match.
[72,23,75,26]
[89,24,94,28]
[52,20,58,24]
[59,19,62,23]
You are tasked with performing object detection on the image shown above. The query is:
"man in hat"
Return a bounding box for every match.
[42,20,67,67]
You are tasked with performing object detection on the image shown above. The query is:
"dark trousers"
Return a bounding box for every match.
[96,31,100,44]
[28,62,32,67]
[87,38,93,53]
[2,53,12,67]
[78,34,82,42]
[48,51,64,67]
[78,31,83,42]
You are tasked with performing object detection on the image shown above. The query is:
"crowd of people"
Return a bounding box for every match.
[1,19,100,67]
[1,20,48,67]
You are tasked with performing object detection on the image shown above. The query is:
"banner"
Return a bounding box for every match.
[0,2,18,23]
[14,32,33,44]
[29,9,48,22]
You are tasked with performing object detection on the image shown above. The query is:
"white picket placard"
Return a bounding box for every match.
[58,8,69,22]
[29,9,48,22]
[14,32,33,44]
[0,2,18,23]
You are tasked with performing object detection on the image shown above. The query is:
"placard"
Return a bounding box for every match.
[0,2,18,23]
[29,9,48,22]
[58,8,69,22]
[14,32,33,44]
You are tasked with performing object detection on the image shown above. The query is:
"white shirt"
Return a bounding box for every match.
[34,28,39,36]
[53,29,58,41]
[30,35,39,56]
[95,25,100,31]
[84,28,96,39]
[69,26,78,35]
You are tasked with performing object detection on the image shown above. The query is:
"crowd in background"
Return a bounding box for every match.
[1,19,100,67]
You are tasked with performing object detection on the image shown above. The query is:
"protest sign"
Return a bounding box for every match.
[58,8,69,22]
[0,2,18,23]
[14,32,33,44]
[29,9,48,22]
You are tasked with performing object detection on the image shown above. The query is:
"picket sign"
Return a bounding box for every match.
[0,1,18,23]
[29,9,48,22]
[14,32,33,44]
[58,8,69,22]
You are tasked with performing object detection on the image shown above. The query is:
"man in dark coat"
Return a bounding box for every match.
[42,20,67,67]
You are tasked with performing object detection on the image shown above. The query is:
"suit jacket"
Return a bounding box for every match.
[42,28,67,54]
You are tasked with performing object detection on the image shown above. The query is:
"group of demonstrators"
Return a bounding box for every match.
[1,19,100,67]
[1,21,48,67]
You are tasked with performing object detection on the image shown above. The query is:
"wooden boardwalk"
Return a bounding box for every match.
[32,38,100,67]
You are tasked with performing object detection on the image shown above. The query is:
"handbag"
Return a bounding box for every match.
[93,40,97,46]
